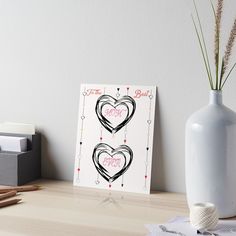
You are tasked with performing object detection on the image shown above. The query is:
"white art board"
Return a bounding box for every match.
[73,84,156,194]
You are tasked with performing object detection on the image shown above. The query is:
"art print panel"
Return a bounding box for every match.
[73,84,156,194]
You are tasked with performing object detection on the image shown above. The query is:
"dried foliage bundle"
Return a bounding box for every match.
[192,0,236,90]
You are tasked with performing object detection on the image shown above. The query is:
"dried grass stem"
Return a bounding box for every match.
[222,18,236,77]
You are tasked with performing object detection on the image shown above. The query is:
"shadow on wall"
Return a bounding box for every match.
[151,89,166,191]
[39,131,60,179]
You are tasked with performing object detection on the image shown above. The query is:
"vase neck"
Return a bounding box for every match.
[209,90,222,105]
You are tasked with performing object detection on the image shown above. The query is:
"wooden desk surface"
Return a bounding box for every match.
[0,180,189,236]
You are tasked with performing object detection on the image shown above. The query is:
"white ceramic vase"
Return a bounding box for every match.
[185,90,236,218]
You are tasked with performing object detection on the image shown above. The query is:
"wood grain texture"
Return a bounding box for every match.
[0,179,189,236]
[0,198,21,208]
[0,190,17,201]
[0,185,40,193]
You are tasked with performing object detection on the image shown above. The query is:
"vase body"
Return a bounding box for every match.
[185,90,236,218]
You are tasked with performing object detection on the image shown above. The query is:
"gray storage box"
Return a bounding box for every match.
[0,133,41,186]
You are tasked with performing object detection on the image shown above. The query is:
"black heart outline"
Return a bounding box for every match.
[92,143,133,183]
[95,95,136,134]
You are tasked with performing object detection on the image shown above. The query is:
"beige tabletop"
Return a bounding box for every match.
[0,179,189,236]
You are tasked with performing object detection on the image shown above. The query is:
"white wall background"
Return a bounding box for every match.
[0,0,236,192]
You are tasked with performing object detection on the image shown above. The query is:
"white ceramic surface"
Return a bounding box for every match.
[185,90,236,218]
